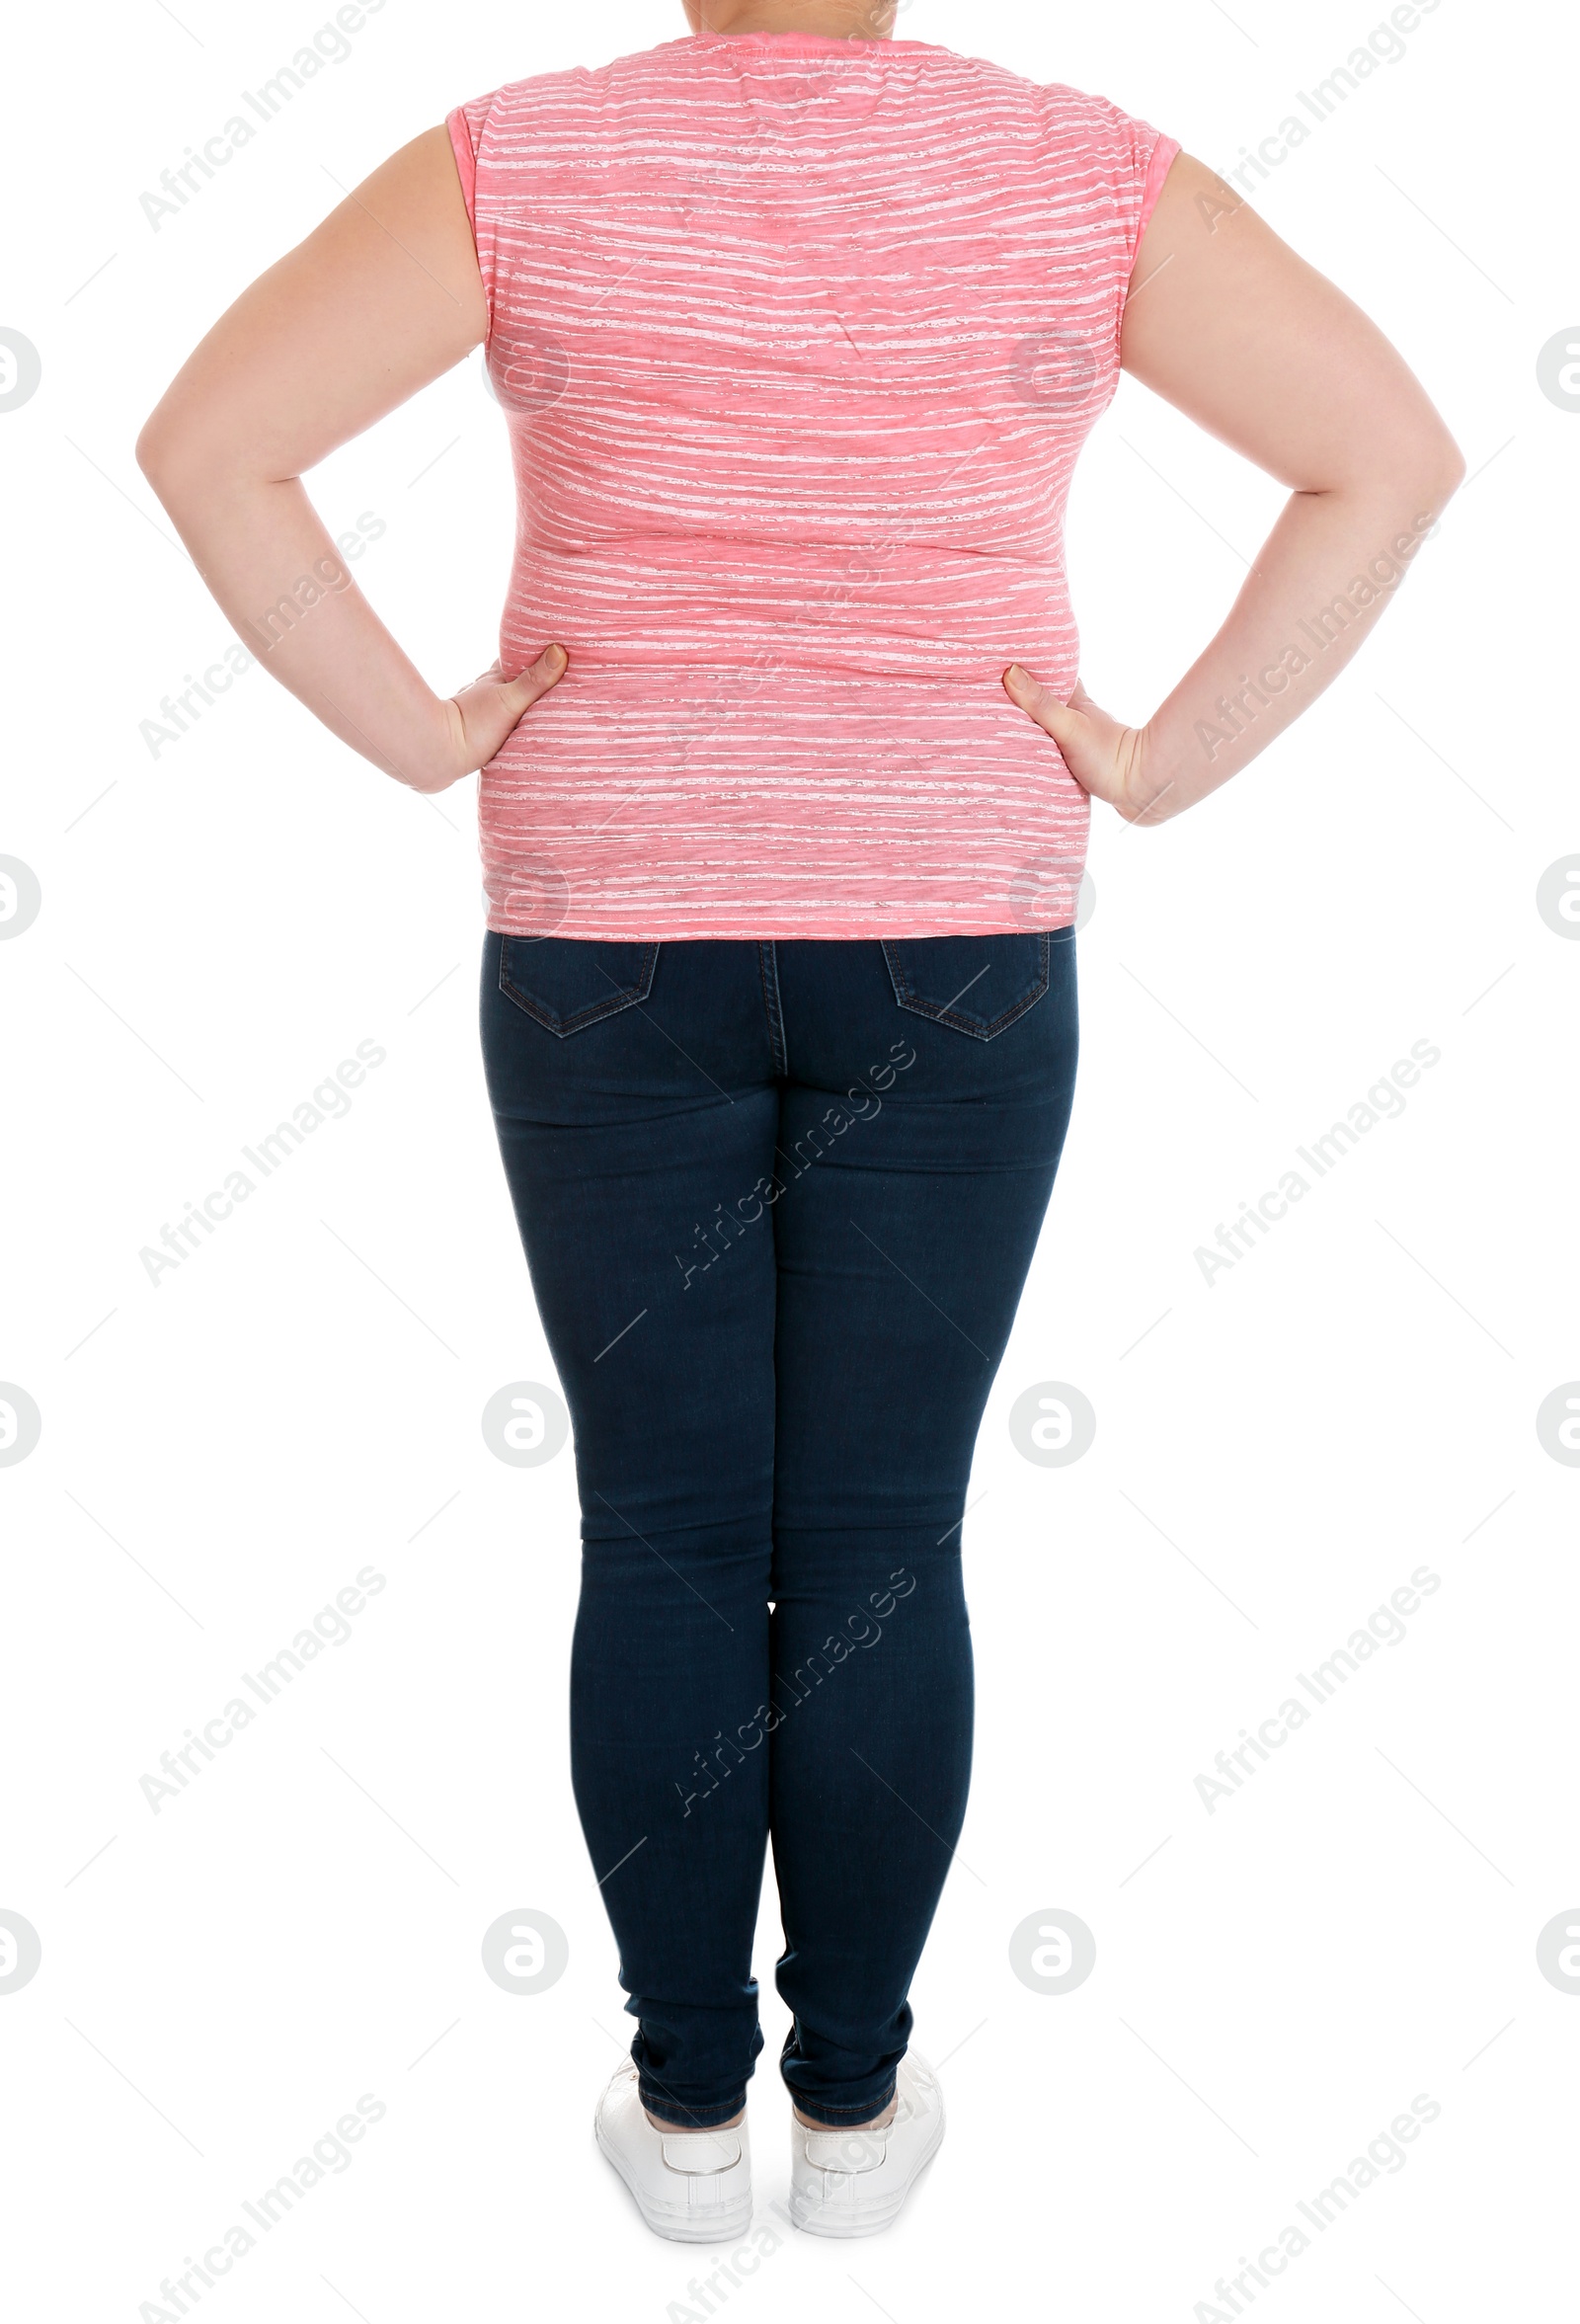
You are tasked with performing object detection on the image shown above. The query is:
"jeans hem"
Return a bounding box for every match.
[637,2084,749,2129]
[782,2076,899,2128]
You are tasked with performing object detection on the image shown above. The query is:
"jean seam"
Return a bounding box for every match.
[757,939,788,1076]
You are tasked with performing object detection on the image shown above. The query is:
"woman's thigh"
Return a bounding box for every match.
[479,931,783,1543]
[768,930,1079,1534]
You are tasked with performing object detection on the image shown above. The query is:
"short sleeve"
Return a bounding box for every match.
[446,93,497,331]
[1064,89,1181,277]
[446,95,489,228]
[1135,125,1182,253]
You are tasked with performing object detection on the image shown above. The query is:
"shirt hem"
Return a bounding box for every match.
[485,913,1080,942]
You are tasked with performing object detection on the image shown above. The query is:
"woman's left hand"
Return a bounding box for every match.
[1002,665,1170,825]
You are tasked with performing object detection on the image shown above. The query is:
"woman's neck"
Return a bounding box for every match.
[683,1,898,38]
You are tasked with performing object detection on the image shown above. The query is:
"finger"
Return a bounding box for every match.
[1003,663,1082,748]
[499,642,568,711]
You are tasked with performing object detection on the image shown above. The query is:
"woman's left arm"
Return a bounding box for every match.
[1003,150,1466,824]
[136,125,566,794]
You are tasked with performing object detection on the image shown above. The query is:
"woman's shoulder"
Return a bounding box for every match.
[452,42,1164,160]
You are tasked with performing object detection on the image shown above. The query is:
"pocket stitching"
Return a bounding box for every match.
[881,933,1051,1041]
[497,939,659,1037]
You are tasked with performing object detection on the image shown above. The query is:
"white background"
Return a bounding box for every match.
[3,0,1577,2317]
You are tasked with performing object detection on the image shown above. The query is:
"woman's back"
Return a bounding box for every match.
[450,32,1175,938]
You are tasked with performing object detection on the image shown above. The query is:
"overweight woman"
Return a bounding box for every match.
[138,0,1462,2246]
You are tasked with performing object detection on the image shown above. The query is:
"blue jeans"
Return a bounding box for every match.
[480,928,1078,2127]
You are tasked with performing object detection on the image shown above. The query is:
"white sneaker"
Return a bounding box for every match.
[593,2062,753,2243]
[789,2052,945,2237]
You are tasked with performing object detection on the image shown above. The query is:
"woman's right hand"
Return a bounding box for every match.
[417,644,569,793]
[1002,666,1170,825]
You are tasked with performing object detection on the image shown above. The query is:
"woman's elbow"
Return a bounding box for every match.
[1418,420,1467,507]
[1339,414,1466,519]
[135,401,192,504]
[1392,386,1467,508]
[135,395,258,509]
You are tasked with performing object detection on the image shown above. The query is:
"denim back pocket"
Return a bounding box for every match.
[497,936,659,1036]
[881,931,1053,1040]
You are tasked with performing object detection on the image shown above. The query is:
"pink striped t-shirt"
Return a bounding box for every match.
[446,33,1177,940]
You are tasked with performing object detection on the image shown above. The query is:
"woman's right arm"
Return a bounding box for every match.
[136,125,566,794]
[1004,151,1466,823]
